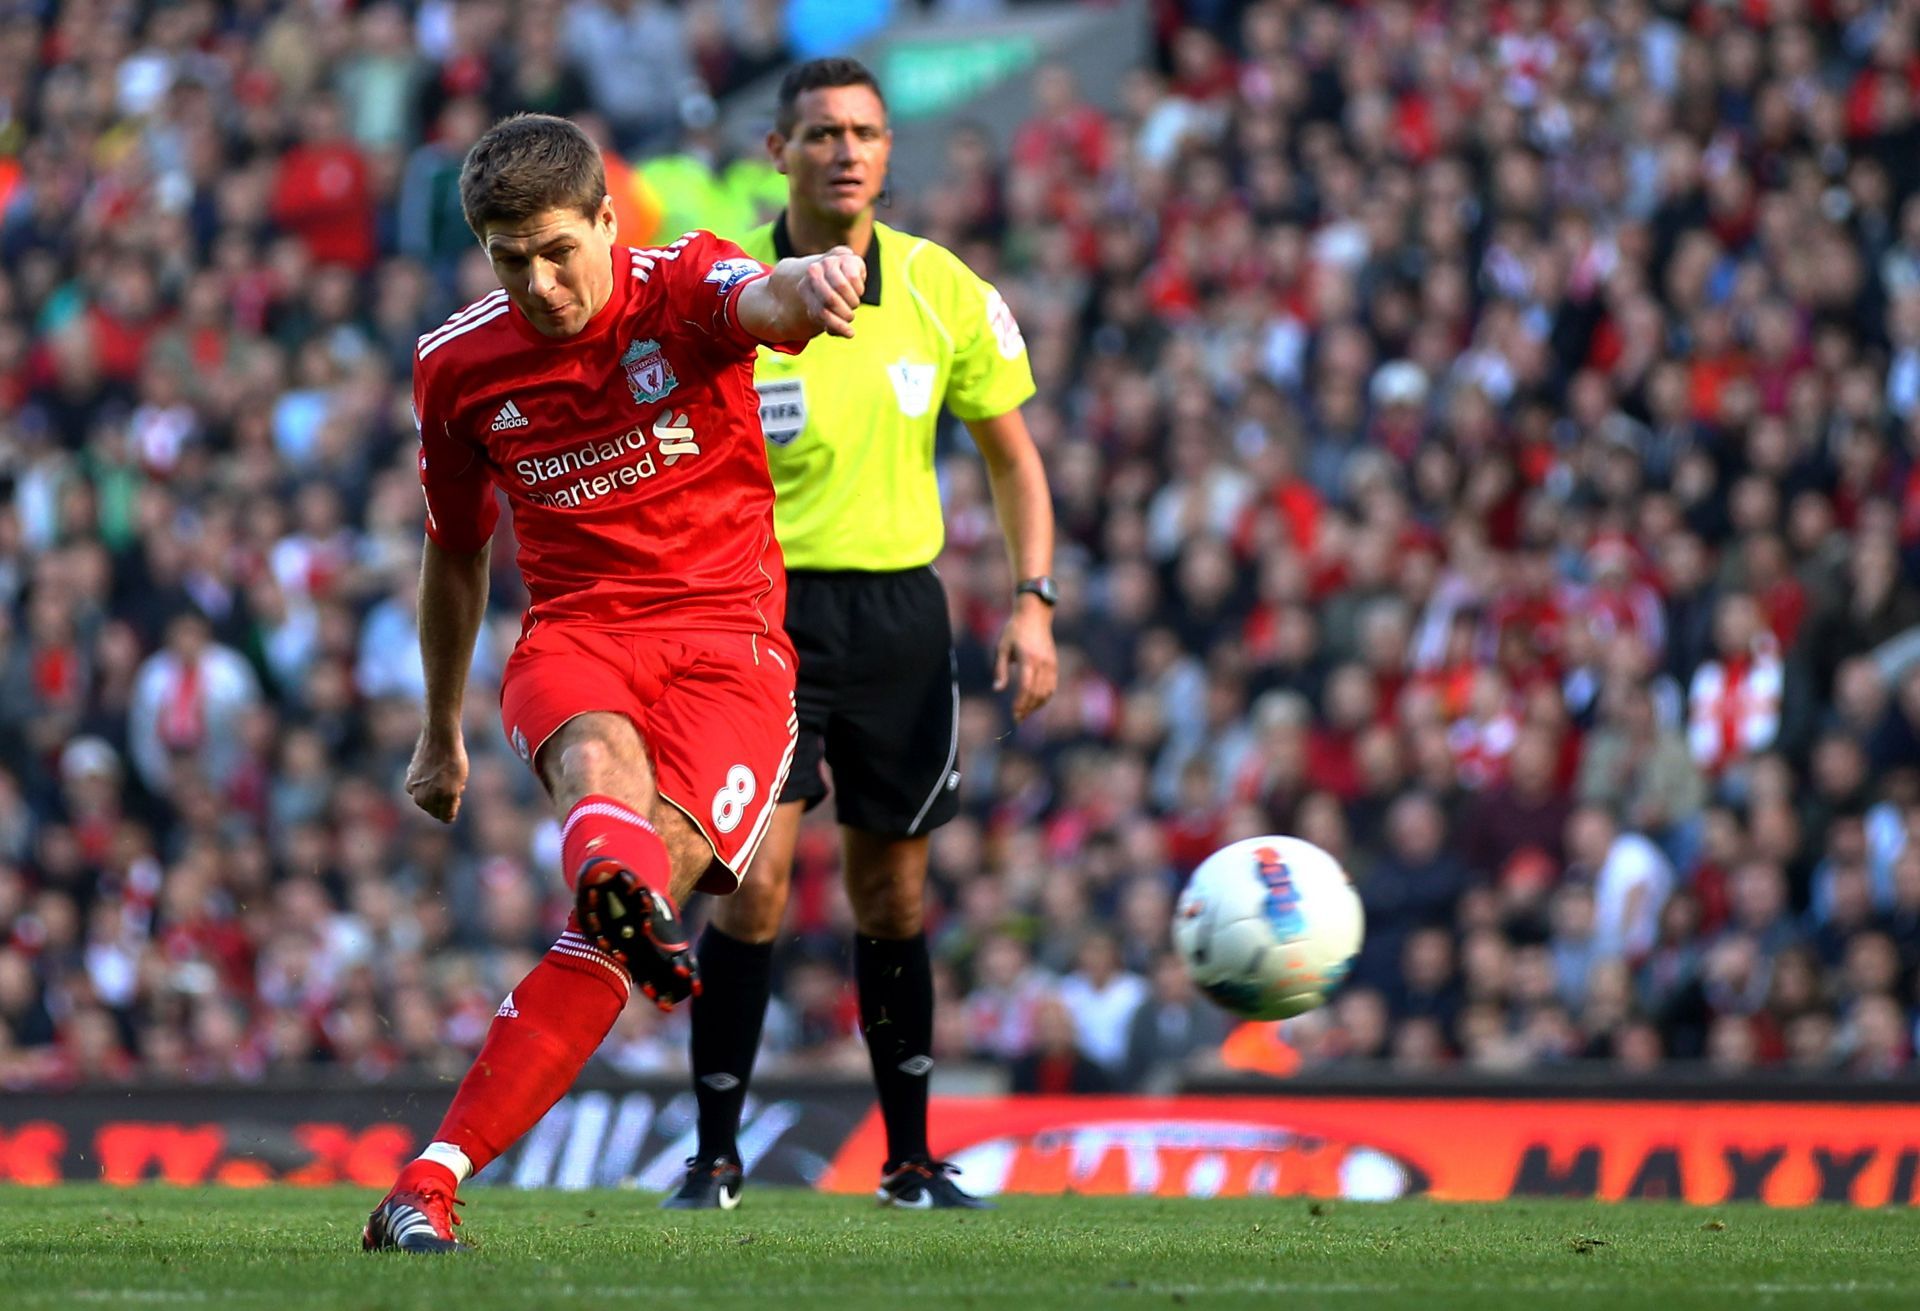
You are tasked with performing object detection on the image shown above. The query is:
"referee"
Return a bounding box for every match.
[665,58,1058,1210]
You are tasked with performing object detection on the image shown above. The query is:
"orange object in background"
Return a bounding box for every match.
[603,151,661,248]
[1218,1022,1301,1077]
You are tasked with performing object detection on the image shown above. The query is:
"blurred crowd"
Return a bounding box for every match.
[4,0,1920,1094]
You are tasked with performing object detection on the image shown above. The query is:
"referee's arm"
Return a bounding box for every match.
[967,408,1058,721]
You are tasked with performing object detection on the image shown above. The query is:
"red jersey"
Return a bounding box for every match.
[413,233,790,638]
[270,141,376,271]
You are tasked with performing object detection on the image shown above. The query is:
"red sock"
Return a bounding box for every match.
[428,934,629,1176]
[562,794,671,895]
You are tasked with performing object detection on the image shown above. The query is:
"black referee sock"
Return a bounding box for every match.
[689,926,775,1164]
[854,932,934,1166]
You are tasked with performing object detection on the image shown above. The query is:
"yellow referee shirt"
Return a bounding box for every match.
[738,216,1037,571]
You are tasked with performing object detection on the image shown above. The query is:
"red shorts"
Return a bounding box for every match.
[500,622,798,890]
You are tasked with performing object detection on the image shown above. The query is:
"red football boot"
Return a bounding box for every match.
[363,1160,464,1254]
[574,856,700,1010]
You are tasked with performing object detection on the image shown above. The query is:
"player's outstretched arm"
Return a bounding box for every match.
[967,409,1059,721]
[406,536,491,823]
[736,247,867,342]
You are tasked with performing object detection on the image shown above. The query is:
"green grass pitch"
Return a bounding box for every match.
[0,1185,1912,1310]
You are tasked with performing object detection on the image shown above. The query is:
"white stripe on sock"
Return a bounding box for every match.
[418,1140,473,1185]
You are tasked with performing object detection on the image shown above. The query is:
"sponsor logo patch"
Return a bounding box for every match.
[703,257,765,295]
[491,399,529,431]
[887,359,937,417]
[986,289,1025,359]
[651,412,700,465]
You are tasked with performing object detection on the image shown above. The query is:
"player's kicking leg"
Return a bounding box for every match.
[366,715,707,1252]
[549,714,712,1008]
[365,629,794,1247]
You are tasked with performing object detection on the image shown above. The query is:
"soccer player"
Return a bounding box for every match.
[362,113,866,1252]
[665,60,1057,1211]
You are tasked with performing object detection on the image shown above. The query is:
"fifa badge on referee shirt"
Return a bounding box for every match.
[622,339,677,405]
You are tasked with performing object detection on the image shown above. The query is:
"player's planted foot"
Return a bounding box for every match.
[876,1158,994,1210]
[659,1154,744,1210]
[363,1161,464,1253]
[575,856,700,1009]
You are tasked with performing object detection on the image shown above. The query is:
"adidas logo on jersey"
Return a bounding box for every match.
[491,399,530,431]
[496,991,519,1018]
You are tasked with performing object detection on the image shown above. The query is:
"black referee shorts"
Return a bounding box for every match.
[778,566,961,837]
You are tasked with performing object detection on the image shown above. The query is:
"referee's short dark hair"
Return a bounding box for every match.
[775,58,887,136]
[459,113,607,238]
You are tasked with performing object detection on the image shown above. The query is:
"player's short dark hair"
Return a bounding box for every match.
[775,57,887,136]
[459,113,607,238]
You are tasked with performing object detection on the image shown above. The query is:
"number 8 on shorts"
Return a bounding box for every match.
[712,764,757,834]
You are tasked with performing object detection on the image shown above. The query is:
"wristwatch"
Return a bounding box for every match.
[1015,575,1058,607]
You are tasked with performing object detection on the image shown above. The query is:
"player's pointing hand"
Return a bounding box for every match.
[806,245,866,338]
[742,247,869,343]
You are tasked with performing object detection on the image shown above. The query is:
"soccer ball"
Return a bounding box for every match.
[1173,835,1364,1021]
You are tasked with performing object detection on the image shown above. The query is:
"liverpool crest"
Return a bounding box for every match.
[622,338,677,405]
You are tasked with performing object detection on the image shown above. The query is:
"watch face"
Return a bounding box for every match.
[1022,577,1058,605]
